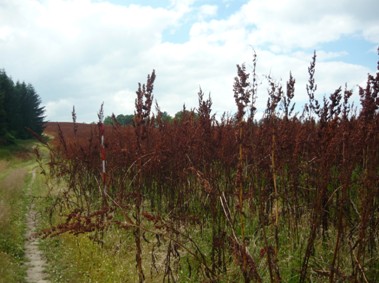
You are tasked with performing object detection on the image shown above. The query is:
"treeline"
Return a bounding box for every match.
[0,70,45,144]
[104,110,194,125]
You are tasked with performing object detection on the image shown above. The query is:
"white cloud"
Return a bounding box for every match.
[110,89,136,115]
[45,99,74,122]
[363,25,379,43]
[197,4,218,20]
[239,0,378,50]
[0,0,377,122]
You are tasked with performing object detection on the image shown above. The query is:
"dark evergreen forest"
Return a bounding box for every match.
[0,69,45,144]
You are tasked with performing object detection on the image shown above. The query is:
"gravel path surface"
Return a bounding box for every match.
[25,171,50,283]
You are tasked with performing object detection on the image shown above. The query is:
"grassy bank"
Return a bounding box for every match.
[0,141,139,283]
[0,141,36,283]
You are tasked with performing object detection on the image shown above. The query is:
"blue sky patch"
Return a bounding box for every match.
[320,36,377,68]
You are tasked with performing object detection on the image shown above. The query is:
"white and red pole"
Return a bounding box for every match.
[98,104,107,197]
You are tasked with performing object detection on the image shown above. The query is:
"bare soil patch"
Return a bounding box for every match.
[25,171,50,283]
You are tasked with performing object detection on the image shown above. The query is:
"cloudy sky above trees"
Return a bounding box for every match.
[0,0,378,122]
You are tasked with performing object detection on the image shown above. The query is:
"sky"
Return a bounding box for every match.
[0,0,378,122]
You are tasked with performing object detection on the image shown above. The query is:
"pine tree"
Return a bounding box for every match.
[0,69,15,143]
[0,91,6,138]
[0,69,46,143]
[19,83,46,138]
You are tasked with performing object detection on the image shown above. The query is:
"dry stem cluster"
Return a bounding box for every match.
[39,51,379,282]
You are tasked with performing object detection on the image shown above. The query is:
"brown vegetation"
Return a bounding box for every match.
[38,50,379,282]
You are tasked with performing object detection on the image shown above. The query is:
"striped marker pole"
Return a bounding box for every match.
[99,122,107,195]
[98,104,107,197]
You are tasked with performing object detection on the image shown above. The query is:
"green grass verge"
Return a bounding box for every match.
[0,140,38,283]
[40,231,140,283]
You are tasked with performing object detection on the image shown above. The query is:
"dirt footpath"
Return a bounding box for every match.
[25,171,50,283]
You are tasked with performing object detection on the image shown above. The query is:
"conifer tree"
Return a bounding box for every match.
[0,69,45,143]
[19,83,46,138]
